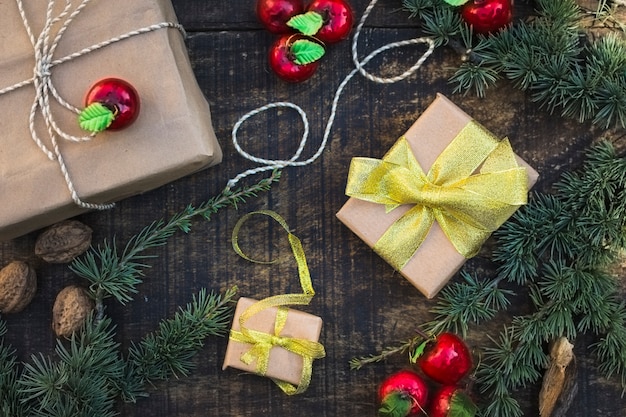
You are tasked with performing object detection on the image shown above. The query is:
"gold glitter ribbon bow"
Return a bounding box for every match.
[229,210,326,395]
[345,121,529,270]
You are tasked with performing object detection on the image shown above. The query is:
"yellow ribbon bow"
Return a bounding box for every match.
[345,121,529,271]
[228,210,326,395]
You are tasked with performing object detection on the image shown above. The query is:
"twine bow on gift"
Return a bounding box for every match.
[345,121,529,271]
[0,0,184,209]
[228,210,326,395]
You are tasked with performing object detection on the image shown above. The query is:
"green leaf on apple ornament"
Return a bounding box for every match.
[409,340,428,363]
[450,390,478,417]
[292,39,325,65]
[287,11,324,36]
[79,102,114,133]
[444,0,470,6]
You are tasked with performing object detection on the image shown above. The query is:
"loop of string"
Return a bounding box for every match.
[1,0,185,209]
[226,0,435,190]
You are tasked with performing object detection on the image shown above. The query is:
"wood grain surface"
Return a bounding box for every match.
[1,1,625,416]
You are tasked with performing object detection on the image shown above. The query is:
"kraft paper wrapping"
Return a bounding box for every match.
[223,297,324,386]
[336,94,539,299]
[0,0,222,241]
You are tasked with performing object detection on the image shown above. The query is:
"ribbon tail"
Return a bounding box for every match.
[373,205,434,271]
[271,355,314,395]
[435,211,492,258]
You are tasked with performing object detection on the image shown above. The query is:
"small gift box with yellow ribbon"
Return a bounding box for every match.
[223,297,324,391]
[336,94,539,299]
[0,0,221,241]
[222,211,326,395]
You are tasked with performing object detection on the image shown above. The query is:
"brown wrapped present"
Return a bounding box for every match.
[336,94,539,298]
[223,297,324,389]
[0,0,222,241]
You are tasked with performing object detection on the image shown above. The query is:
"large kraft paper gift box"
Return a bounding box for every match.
[223,297,324,387]
[336,94,539,298]
[0,0,222,241]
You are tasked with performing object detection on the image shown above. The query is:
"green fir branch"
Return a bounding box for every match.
[70,170,281,313]
[1,287,237,417]
[349,334,426,370]
[124,287,237,401]
[423,271,513,337]
[403,0,626,129]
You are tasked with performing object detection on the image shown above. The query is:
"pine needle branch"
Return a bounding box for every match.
[2,287,237,417]
[349,334,425,370]
[70,171,281,312]
[122,286,237,402]
[403,0,626,129]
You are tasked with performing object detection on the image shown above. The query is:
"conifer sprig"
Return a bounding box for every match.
[70,170,281,313]
[0,286,237,416]
[402,0,626,129]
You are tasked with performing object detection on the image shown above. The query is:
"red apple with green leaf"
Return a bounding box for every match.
[429,386,478,417]
[412,332,473,385]
[378,369,429,417]
[287,0,353,44]
[268,34,325,83]
[80,78,140,133]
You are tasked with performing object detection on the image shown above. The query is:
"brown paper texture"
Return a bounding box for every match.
[0,0,222,241]
[222,297,323,386]
[336,93,539,299]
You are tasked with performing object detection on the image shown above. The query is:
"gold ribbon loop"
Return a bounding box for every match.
[345,121,529,270]
[230,210,325,395]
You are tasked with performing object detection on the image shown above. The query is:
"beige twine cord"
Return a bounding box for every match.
[0,0,184,209]
[227,0,435,190]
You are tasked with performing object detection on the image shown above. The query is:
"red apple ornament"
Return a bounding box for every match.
[429,386,478,417]
[414,332,473,385]
[378,370,429,417]
[256,0,305,34]
[304,0,353,44]
[461,0,512,34]
[80,78,140,132]
[268,34,325,83]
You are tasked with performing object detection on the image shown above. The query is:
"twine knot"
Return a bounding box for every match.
[35,57,52,79]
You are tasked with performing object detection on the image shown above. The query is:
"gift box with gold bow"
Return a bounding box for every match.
[336,94,539,299]
[222,297,324,391]
[0,0,221,241]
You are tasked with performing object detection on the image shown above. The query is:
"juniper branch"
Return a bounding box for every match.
[69,171,281,314]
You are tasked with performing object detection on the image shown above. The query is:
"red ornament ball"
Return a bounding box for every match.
[268,34,321,83]
[256,0,304,34]
[461,0,512,34]
[84,78,140,130]
[417,332,473,385]
[306,0,354,44]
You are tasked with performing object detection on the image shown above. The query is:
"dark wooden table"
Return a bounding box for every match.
[2,1,625,416]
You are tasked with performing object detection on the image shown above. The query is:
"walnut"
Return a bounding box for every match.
[0,261,37,314]
[52,285,94,337]
[35,220,93,263]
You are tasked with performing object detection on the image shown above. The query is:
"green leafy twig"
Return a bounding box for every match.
[1,287,237,416]
[70,170,281,317]
[349,334,425,370]
[402,0,626,130]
